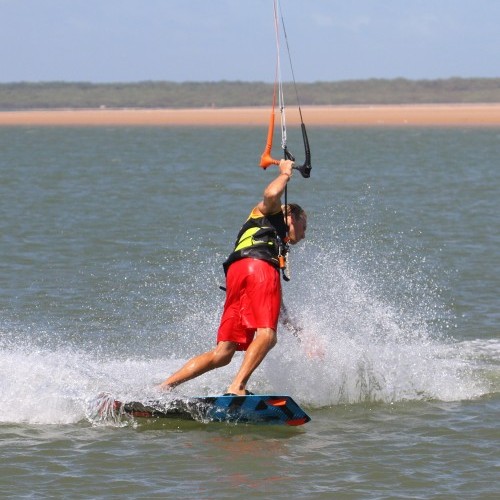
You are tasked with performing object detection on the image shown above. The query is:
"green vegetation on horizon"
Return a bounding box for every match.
[1,78,499,110]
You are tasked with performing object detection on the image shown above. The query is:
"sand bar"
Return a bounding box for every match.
[1,104,500,127]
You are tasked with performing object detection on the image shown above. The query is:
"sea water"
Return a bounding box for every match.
[0,126,498,498]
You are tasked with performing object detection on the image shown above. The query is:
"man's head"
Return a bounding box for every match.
[282,203,307,244]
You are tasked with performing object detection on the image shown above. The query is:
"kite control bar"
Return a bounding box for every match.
[259,110,311,179]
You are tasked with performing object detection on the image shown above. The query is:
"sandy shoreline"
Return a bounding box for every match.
[1,104,500,127]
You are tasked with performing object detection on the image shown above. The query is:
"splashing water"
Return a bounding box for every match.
[264,208,492,406]
[0,210,496,426]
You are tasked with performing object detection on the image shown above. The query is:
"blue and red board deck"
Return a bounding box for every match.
[113,394,311,426]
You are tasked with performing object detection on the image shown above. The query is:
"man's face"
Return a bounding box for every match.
[288,214,307,244]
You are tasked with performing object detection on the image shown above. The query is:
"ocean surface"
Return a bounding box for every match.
[0,125,498,499]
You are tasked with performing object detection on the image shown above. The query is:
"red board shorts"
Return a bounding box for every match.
[217,258,281,351]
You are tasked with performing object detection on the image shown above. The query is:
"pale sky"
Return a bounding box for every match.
[1,0,499,83]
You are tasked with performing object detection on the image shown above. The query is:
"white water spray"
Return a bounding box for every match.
[0,213,496,425]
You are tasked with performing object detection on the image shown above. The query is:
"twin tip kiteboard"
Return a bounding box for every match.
[107,394,310,426]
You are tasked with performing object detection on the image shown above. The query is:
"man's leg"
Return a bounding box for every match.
[225,327,277,395]
[159,341,238,390]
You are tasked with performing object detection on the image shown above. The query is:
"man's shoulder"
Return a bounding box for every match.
[250,204,282,220]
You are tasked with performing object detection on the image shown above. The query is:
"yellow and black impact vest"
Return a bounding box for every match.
[223,209,288,274]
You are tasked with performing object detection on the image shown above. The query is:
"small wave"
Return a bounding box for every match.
[0,343,177,425]
[1,208,497,424]
[0,332,496,425]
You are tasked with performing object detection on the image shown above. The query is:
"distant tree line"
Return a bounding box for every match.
[0,78,499,110]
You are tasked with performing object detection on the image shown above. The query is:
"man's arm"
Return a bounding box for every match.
[280,301,303,342]
[256,159,294,216]
[281,302,326,359]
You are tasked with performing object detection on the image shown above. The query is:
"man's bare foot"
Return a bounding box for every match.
[224,387,253,396]
[156,382,173,392]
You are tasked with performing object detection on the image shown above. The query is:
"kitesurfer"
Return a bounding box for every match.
[159,159,307,395]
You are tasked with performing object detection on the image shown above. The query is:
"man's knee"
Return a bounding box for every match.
[212,342,237,368]
[269,333,277,349]
[256,328,277,350]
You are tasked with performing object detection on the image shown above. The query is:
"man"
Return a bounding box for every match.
[159,159,307,395]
